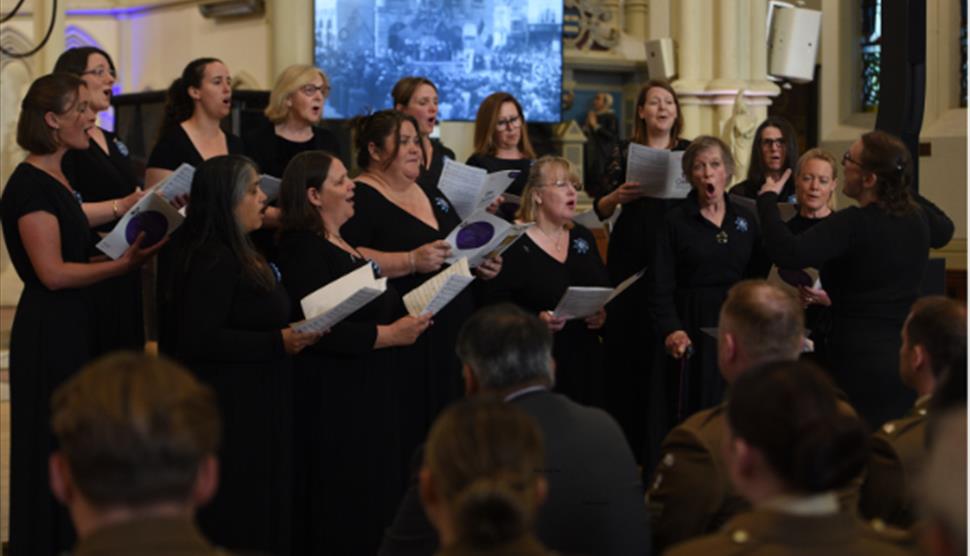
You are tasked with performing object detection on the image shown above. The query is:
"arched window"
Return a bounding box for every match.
[860,0,881,112]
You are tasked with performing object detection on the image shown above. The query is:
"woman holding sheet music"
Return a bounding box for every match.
[479,156,611,408]
[466,92,536,211]
[341,110,501,488]
[1,73,165,556]
[647,136,767,468]
[393,76,455,191]
[276,150,431,554]
[592,80,690,464]
[54,47,149,354]
[163,154,321,555]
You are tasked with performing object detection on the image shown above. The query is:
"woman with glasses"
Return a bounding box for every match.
[730,116,799,202]
[393,76,455,191]
[480,156,610,407]
[647,136,768,468]
[54,47,150,354]
[589,80,690,465]
[466,92,536,203]
[757,130,954,429]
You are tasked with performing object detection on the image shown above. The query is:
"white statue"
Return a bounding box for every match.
[720,90,758,186]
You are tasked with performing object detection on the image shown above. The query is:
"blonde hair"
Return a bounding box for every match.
[264,64,329,124]
[516,156,578,223]
[795,148,839,209]
[472,92,537,158]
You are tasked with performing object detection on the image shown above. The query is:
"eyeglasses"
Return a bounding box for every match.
[496,115,521,130]
[81,66,116,79]
[544,179,581,191]
[842,151,865,168]
[300,84,330,97]
[761,138,785,148]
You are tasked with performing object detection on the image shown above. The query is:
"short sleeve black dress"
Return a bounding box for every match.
[62,129,144,353]
[147,124,244,170]
[416,138,455,192]
[1,163,97,556]
[277,229,407,555]
[592,137,689,464]
[479,225,611,408]
[645,191,768,470]
[758,192,954,428]
[341,181,473,474]
[166,241,293,556]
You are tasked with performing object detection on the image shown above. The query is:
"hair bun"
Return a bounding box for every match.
[454,478,529,548]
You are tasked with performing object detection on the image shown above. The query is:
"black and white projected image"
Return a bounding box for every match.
[314,0,563,122]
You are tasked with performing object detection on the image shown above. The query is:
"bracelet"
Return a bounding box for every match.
[407,250,416,275]
[112,200,120,219]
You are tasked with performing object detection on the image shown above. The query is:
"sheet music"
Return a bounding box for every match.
[300,263,384,318]
[97,191,185,259]
[438,158,518,219]
[403,258,475,316]
[259,174,282,203]
[625,144,690,199]
[153,163,196,201]
[291,285,385,334]
[444,210,531,267]
[552,287,613,320]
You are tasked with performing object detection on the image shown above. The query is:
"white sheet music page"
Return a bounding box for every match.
[154,163,196,201]
[625,144,690,199]
[259,174,282,203]
[300,263,384,318]
[403,257,475,316]
[291,282,386,334]
[438,158,488,219]
[552,287,613,320]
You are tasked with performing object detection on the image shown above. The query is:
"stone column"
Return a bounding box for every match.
[33,0,66,75]
[672,0,708,138]
[624,0,649,40]
[747,0,781,121]
[707,0,748,132]
[270,0,314,78]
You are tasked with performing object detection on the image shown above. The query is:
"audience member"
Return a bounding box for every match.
[49,352,226,556]
[666,360,910,556]
[917,407,967,556]
[859,296,966,528]
[381,303,651,556]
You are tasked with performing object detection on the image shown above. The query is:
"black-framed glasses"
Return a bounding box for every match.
[300,84,330,97]
[81,66,116,79]
[496,115,521,130]
[761,138,785,148]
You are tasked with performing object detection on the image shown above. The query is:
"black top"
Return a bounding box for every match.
[62,129,139,233]
[650,191,768,337]
[416,138,456,192]
[1,164,95,286]
[465,153,533,197]
[731,177,797,204]
[243,124,341,178]
[147,124,244,170]
[758,193,954,324]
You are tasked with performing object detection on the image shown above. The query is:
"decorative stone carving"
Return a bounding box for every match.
[720,90,759,185]
[564,0,621,52]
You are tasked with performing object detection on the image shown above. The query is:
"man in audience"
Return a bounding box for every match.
[646,280,805,553]
[917,406,967,556]
[380,303,651,556]
[859,296,966,528]
[48,352,226,556]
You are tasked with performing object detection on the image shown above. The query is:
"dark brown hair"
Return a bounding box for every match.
[53,46,115,78]
[906,296,967,379]
[745,116,799,185]
[352,109,421,171]
[631,80,683,148]
[279,150,338,237]
[159,57,222,139]
[859,130,916,215]
[392,76,437,108]
[17,73,85,154]
[472,92,536,158]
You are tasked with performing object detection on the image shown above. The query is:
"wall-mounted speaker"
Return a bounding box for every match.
[766,2,821,84]
[645,38,676,80]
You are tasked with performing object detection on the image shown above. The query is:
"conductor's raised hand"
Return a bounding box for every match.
[759,168,792,196]
[665,330,693,359]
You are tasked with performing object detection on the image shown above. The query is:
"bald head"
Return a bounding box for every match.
[718,280,805,382]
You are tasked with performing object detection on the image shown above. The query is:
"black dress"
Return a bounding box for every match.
[592,137,689,464]
[465,153,533,219]
[243,124,341,178]
[1,163,97,556]
[167,241,293,556]
[146,124,244,170]
[341,181,473,477]
[277,230,406,556]
[416,138,455,192]
[646,191,769,470]
[758,193,954,428]
[784,213,833,364]
[479,225,611,408]
[62,129,145,354]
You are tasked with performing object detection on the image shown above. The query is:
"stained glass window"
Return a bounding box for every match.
[961,0,967,108]
[860,0,881,112]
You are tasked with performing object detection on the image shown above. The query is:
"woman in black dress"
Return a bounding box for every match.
[729,116,799,202]
[466,91,535,202]
[648,136,768,468]
[1,73,162,556]
[393,76,455,191]
[145,57,244,187]
[164,155,320,555]
[276,150,431,554]
[54,47,148,354]
[592,80,690,463]
[341,110,501,477]
[480,156,610,407]
[757,130,954,428]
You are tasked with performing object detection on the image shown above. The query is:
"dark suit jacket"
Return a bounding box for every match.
[379,389,652,556]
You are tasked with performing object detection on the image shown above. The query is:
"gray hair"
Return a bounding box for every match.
[456,304,554,391]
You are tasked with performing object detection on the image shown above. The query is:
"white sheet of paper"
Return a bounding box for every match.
[606,268,646,303]
[259,174,282,203]
[300,263,383,318]
[153,163,196,201]
[438,158,518,219]
[97,192,184,259]
[625,144,690,199]
[403,258,475,317]
[292,278,386,334]
[552,287,613,320]
[444,210,531,267]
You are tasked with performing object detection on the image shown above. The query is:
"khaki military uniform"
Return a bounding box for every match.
[71,517,236,556]
[648,402,865,553]
[859,396,930,529]
[664,507,914,556]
